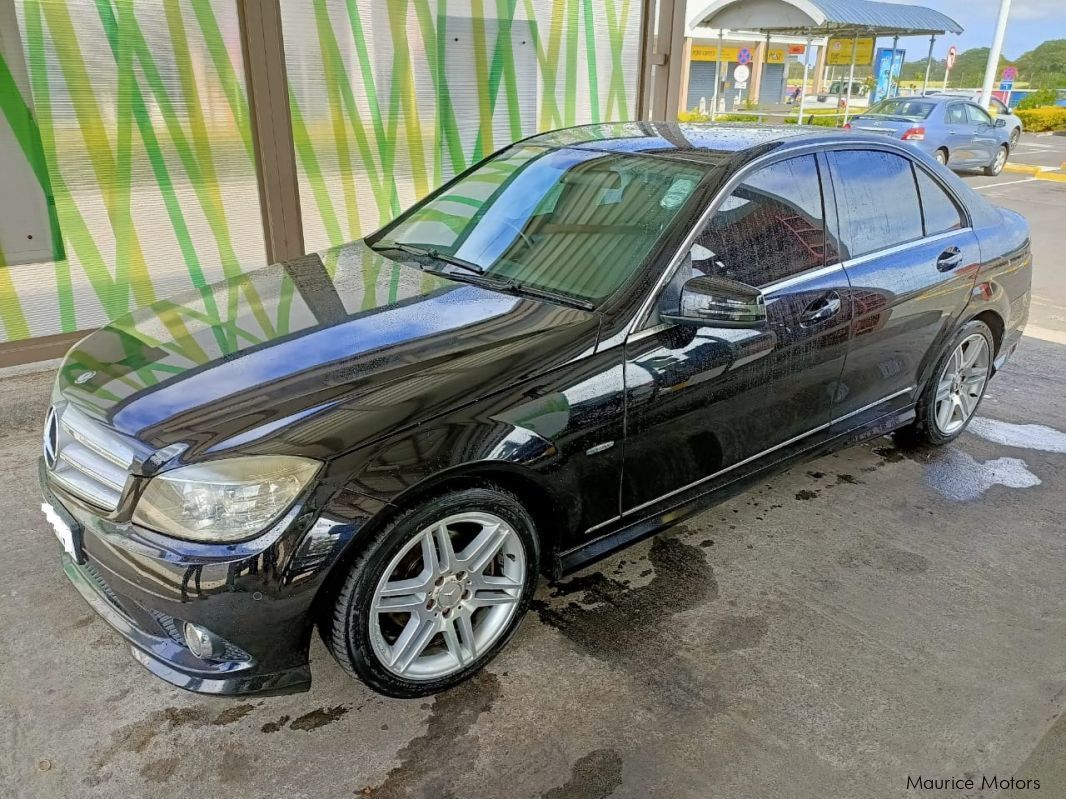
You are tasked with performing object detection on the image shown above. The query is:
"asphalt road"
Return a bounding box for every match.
[968,134,1066,342]
[3,137,1066,799]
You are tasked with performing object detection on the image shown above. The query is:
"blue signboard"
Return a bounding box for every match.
[999,80,1014,92]
[870,47,906,104]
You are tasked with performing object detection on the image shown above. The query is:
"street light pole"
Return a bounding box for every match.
[979,0,1012,109]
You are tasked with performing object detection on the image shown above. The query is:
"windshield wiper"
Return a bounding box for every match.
[370,239,485,274]
[420,267,595,311]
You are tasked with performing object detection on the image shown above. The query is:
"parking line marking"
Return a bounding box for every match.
[974,178,1035,190]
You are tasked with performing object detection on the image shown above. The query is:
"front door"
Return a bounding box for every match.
[944,102,979,165]
[622,154,853,511]
[965,102,1000,164]
[823,148,981,428]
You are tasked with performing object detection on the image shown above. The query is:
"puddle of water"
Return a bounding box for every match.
[924,448,1041,501]
[968,417,1066,454]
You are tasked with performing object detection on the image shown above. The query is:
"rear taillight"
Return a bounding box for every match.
[902,126,926,141]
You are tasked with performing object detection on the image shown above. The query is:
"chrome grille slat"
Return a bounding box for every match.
[45,404,134,512]
[58,442,128,492]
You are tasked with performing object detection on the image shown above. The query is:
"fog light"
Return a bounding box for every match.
[183,622,224,660]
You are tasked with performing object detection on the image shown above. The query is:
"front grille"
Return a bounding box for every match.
[44,404,134,512]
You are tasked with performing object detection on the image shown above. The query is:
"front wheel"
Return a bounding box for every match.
[934,148,948,166]
[984,145,1008,177]
[324,487,539,697]
[899,320,994,447]
[1009,127,1020,148]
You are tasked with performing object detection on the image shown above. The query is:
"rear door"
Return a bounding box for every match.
[824,147,981,429]
[622,154,853,511]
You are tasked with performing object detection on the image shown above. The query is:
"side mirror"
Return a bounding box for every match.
[662,275,766,328]
[994,117,1008,128]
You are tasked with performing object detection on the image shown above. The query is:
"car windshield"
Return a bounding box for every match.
[865,99,935,120]
[373,145,708,305]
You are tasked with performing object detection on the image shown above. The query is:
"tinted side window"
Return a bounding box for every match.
[691,155,825,286]
[915,169,964,235]
[966,104,993,125]
[946,104,968,125]
[826,150,923,259]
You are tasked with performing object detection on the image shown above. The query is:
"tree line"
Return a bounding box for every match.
[901,39,1066,89]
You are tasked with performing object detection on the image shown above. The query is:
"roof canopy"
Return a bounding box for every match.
[690,0,963,38]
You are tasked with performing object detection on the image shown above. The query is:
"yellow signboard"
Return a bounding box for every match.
[691,44,787,64]
[826,37,875,66]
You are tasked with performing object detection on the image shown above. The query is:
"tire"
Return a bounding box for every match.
[899,320,994,447]
[324,486,539,698]
[934,148,948,166]
[984,145,1008,177]
[1009,127,1020,148]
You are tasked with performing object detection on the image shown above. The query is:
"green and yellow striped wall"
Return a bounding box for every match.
[0,0,642,347]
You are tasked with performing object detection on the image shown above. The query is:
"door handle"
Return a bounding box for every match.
[936,246,963,272]
[800,291,841,325]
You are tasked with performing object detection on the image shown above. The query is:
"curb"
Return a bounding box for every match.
[1002,163,1044,175]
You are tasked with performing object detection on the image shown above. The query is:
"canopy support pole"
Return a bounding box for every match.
[890,35,900,97]
[843,33,858,125]
[797,35,812,123]
[764,32,771,105]
[712,29,724,120]
[922,35,936,95]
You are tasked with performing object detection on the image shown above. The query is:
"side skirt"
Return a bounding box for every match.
[552,406,916,578]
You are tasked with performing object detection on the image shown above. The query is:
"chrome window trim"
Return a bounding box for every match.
[584,386,914,534]
[837,227,973,271]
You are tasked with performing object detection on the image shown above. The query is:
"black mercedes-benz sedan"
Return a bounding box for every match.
[39,123,1031,698]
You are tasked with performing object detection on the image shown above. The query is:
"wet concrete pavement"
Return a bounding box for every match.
[3,166,1066,799]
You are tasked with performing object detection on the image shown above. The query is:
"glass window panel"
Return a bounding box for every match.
[827,150,923,259]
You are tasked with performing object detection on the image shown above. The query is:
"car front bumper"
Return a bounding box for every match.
[39,458,371,696]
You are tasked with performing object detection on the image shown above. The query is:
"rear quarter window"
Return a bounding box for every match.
[915,169,965,235]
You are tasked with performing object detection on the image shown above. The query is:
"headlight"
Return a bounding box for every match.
[132,455,320,543]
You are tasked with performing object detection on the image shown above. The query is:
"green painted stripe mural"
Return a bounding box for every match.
[1,0,266,348]
[281,0,642,254]
[0,0,643,350]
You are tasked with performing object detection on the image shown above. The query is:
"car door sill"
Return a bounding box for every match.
[556,389,914,577]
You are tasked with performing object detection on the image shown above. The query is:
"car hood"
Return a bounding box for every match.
[55,240,600,464]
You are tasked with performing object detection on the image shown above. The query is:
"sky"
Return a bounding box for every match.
[686,0,1066,60]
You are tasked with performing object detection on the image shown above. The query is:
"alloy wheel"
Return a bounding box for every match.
[933,333,990,436]
[935,149,947,165]
[369,512,526,680]
[992,147,1008,174]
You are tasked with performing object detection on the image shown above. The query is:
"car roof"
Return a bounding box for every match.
[521,122,872,163]
[879,94,963,105]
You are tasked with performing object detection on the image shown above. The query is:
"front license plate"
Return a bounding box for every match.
[41,502,82,561]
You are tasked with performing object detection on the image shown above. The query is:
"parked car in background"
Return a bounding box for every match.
[39,124,1031,698]
[930,91,1023,147]
[817,80,869,107]
[845,95,1013,175]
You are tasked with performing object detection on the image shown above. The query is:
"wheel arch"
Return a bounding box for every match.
[313,459,569,624]
[969,308,1005,358]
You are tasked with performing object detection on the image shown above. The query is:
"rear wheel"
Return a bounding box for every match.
[934,148,948,166]
[984,145,1008,177]
[899,320,993,447]
[325,487,539,697]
